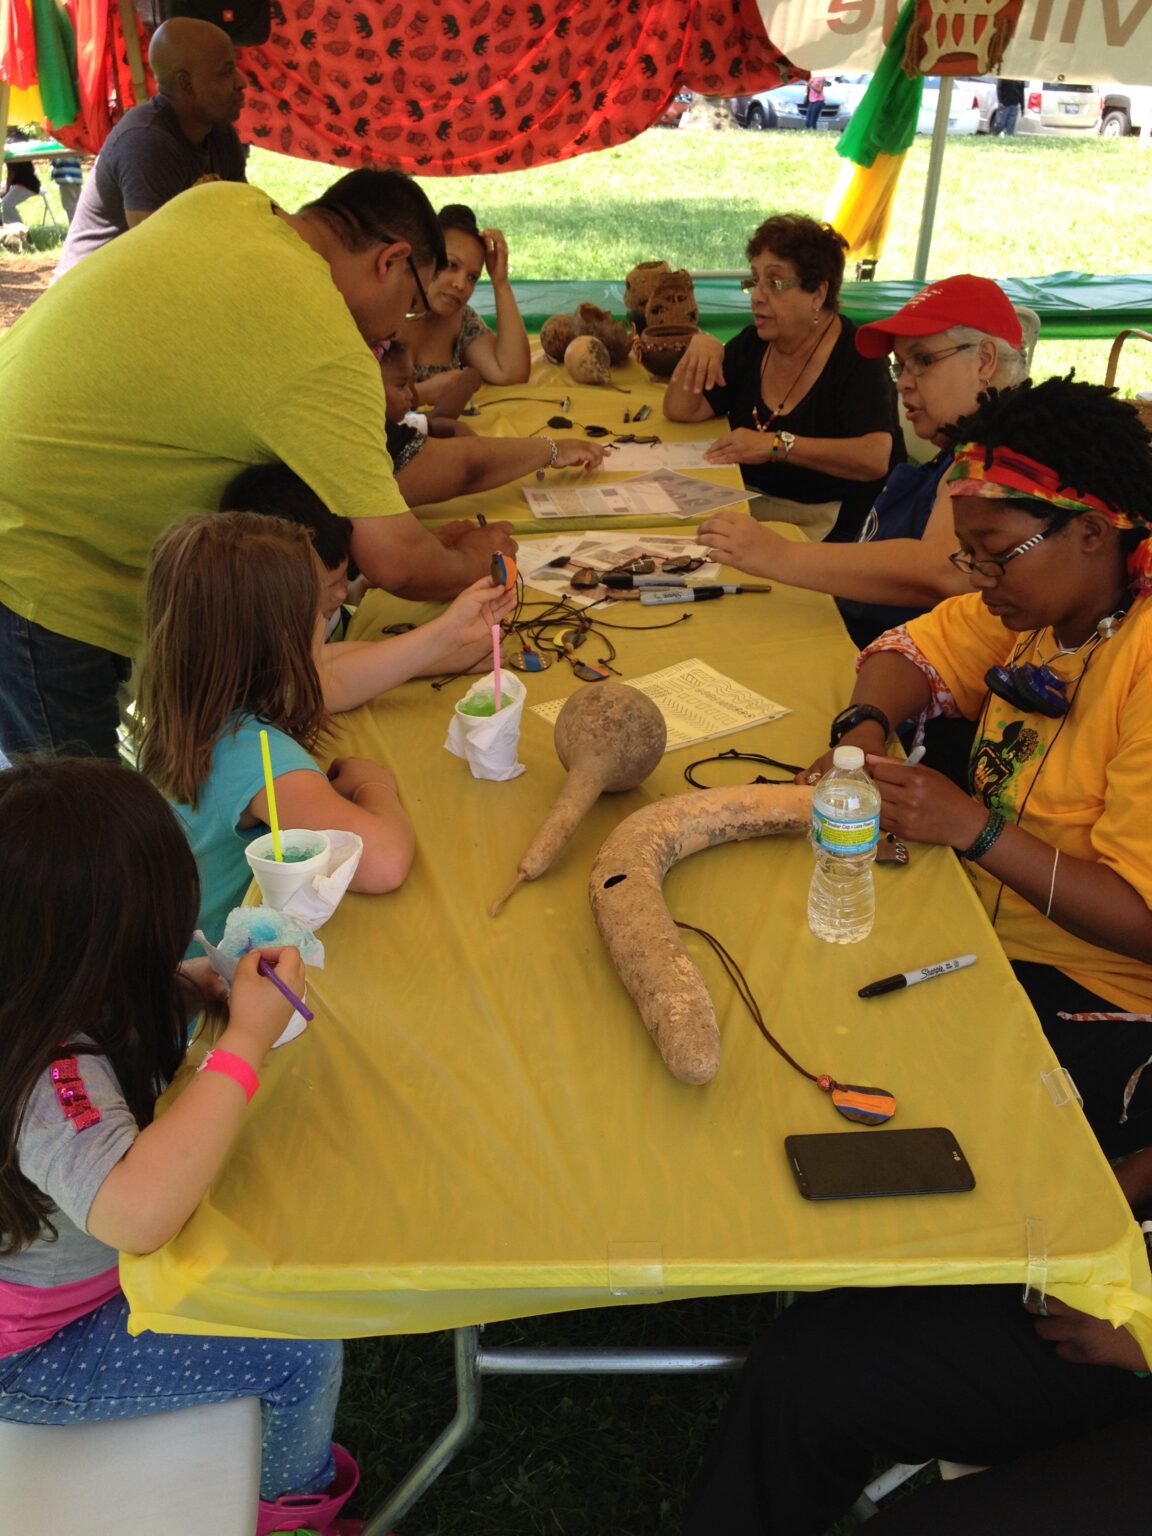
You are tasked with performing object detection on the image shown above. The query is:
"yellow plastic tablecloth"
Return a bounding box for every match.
[122,548,1152,1353]
[412,349,750,536]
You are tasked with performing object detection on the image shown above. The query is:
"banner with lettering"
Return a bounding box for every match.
[755,0,1152,85]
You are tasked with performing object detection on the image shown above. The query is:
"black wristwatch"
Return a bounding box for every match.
[829,703,891,749]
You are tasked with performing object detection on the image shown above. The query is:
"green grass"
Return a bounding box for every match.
[18,128,1152,394]
[240,127,1152,394]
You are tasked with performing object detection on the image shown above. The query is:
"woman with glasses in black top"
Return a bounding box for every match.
[663,212,902,542]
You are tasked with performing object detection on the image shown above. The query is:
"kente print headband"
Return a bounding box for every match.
[948,443,1152,594]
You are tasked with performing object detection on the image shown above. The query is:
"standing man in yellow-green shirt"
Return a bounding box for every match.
[0,168,516,760]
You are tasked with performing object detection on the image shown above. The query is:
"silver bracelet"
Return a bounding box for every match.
[536,436,560,482]
[1044,848,1060,919]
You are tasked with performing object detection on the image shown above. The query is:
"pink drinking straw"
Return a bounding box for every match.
[492,623,502,711]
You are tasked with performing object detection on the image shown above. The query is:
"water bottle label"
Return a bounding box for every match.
[812,807,880,854]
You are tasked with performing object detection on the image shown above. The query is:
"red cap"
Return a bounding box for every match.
[855,275,1023,359]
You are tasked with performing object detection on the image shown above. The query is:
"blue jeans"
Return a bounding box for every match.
[805,100,823,130]
[0,599,129,760]
[0,1294,342,1501]
[993,104,1020,135]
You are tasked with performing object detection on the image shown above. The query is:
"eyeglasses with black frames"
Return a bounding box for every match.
[888,342,976,382]
[947,517,1069,579]
[376,229,432,321]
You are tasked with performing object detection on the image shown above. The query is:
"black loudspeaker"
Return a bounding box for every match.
[146,0,270,48]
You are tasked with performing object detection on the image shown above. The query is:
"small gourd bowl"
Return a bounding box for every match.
[639,324,699,379]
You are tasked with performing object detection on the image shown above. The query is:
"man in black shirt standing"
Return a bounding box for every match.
[993,78,1026,136]
[55,18,247,276]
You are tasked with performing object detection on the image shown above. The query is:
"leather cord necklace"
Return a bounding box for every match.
[752,312,836,434]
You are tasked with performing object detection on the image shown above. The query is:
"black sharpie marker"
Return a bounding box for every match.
[858,953,977,999]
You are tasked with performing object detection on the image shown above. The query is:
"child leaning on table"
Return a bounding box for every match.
[219,467,517,706]
[0,759,359,1535]
[135,512,507,945]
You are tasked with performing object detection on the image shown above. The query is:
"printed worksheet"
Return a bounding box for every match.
[530,658,790,751]
[523,469,753,521]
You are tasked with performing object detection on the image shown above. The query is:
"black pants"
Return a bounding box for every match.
[867,1411,1152,1535]
[681,1286,1151,1536]
[1014,960,1152,1161]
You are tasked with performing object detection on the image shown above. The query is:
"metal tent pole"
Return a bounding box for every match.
[913,76,953,282]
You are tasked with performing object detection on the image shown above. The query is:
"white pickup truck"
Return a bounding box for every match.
[1100,85,1152,137]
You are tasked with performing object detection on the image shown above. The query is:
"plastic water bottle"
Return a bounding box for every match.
[807,745,881,944]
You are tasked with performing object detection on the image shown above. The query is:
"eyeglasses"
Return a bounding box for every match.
[377,229,431,321]
[740,274,803,295]
[888,343,976,382]
[947,518,1067,578]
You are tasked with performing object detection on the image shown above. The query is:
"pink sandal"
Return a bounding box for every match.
[256,1444,361,1535]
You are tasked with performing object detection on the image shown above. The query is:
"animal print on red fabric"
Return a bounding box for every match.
[236,0,794,173]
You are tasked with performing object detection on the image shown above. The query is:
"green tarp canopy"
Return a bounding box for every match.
[471,272,1152,344]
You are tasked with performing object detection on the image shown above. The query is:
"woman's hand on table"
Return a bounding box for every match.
[699,510,783,578]
[670,332,725,394]
[864,755,987,851]
[705,428,778,467]
[480,227,510,285]
[554,440,605,472]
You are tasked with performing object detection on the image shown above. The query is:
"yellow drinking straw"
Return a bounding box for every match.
[259,728,284,861]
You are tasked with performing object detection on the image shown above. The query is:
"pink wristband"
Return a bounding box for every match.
[197,1049,259,1103]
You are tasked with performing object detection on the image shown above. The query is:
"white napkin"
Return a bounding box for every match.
[281,829,363,930]
[445,671,527,781]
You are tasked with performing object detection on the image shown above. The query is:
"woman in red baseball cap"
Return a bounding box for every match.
[701,273,1035,651]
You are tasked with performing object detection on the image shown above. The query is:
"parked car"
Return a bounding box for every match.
[733,74,982,137]
[1099,84,1152,137]
[917,81,981,136]
[1017,80,1102,135]
[659,91,693,128]
[952,76,1000,133]
[730,74,869,132]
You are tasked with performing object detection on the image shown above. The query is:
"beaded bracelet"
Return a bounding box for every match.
[961,810,1006,863]
[197,1049,259,1104]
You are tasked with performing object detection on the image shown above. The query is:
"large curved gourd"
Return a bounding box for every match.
[589,784,813,1085]
[490,684,667,916]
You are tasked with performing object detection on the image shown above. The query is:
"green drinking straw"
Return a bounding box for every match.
[259,728,283,861]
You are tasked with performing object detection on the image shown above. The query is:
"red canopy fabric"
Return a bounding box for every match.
[0,0,38,91]
[236,0,792,174]
[52,0,154,154]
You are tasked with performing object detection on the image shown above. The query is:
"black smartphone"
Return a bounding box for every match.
[784,1127,975,1202]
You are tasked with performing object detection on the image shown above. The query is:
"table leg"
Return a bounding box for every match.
[358,1326,748,1531]
[360,1326,483,1535]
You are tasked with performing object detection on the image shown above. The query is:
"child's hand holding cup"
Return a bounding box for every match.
[222,946,307,1058]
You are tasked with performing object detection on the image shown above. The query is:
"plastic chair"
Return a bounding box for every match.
[0,1396,262,1536]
